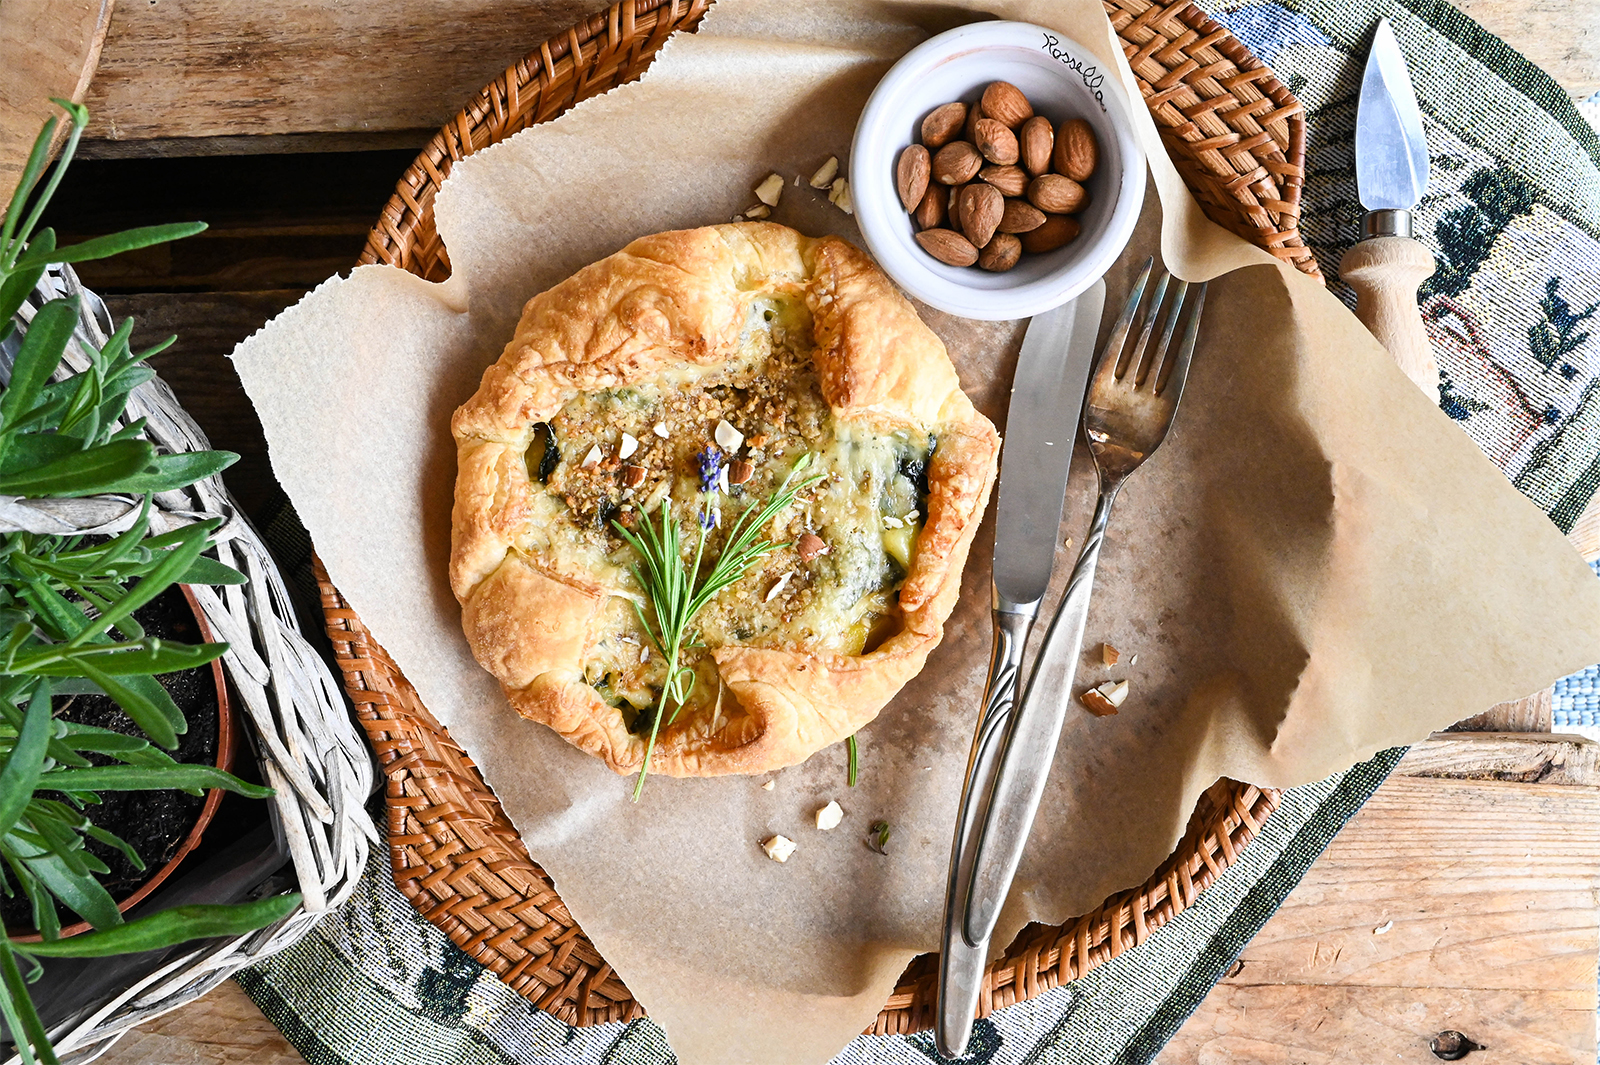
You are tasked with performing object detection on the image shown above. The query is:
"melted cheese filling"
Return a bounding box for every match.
[517,296,934,727]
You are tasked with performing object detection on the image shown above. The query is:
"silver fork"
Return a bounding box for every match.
[935,260,1207,1058]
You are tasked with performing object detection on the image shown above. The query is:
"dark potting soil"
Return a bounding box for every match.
[0,586,221,932]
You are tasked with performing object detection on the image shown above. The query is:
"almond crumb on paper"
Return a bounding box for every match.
[755,172,785,207]
[1373,920,1393,935]
[1080,689,1118,716]
[744,204,771,220]
[760,779,775,791]
[815,800,844,831]
[828,177,853,215]
[809,155,839,189]
[762,835,796,862]
[1080,679,1129,717]
[1101,642,1120,666]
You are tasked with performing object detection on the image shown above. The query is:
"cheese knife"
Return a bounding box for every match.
[1338,17,1439,400]
[936,279,1105,1058]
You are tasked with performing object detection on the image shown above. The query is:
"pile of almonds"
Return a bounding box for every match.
[896,81,1098,272]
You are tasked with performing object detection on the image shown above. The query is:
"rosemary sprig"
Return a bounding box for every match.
[612,451,825,800]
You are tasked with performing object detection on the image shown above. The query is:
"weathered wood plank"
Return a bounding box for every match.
[1165,774,1600,1063]
[1448,686,1553,733]
[83,0,612,148]
[1398,730,1600,786]
[1453,0,1600,98]
[1156,985,1594,1065]
[98,979,304,1065]
[0,0,114,203]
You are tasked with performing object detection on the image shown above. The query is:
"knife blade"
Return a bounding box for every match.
[990,285,1104,610]
[936,279,1105,1059]
[1340,16,1440,399]
[1356,17,1429,214]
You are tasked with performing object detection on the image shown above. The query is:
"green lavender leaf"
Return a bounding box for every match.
[0,685,51,838]
[0,298,78,439]
[12,223,208,272]
[22,851,121,929]
[12,639,227,677]
[0,112,62,258]
[102,450,238,494]
[0,938,55,1065]
[72,665,184,749]
[0,229,54,340]
[17,894,300,959]
[0,440,156,498]
[40,765,271,799]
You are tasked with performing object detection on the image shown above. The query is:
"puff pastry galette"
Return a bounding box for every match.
[450,223,998,780]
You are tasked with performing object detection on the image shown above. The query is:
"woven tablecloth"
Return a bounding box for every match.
[237,1,1600,1061]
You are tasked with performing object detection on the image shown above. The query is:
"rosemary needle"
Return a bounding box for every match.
[613,451,824,800]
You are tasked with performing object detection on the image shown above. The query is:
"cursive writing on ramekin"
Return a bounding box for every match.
[1040,33,1107,111]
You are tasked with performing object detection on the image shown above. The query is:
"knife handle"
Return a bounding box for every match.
[936,605,1034,1059]
[960,483,1116,949]
[1339,235,1438,402]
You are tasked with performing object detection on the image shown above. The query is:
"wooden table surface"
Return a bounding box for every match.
[2,0,1595,1061]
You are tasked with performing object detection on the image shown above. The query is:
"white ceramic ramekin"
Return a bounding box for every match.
[851,21,1145,321]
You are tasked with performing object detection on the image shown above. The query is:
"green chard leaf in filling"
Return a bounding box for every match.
[518,297,935,797]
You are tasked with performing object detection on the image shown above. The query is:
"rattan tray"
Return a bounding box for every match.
[319,0,1312,1031]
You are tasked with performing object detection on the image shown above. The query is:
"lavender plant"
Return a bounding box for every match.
[0,101,299,1065]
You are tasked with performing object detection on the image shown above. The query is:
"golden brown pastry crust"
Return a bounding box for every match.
[451,223,998,777]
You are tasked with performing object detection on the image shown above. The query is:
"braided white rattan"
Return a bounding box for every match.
[2,265,376,1065]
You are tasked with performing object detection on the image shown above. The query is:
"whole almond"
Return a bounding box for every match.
[932,141,982,185]
[1020,214,1081,253]
[914,228,979,267]
[959,183,1004,248]
[997,198,1046,233]
[1054,119,1098,182]
[797,532,830,561]
[964,100,984,144]
[980,81,1033,128]
[921,102,967,149]
[978,233,1022,272]
[978,164,1028,198]
[1027,173,1087,214]
[947,184,970,237]
[896,145,930,212]
[913,183,948,230]
[972,118,1019,166]
[1019,116,1054,176]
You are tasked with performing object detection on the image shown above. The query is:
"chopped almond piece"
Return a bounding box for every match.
[1080,689,1119,716]
[1101,642,1120,666]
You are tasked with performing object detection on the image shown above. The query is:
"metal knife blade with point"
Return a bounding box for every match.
[935,279,1105,1057]
[1339,16,1440,399]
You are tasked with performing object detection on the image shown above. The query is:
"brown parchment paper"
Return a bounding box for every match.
[230,1,1600,1060]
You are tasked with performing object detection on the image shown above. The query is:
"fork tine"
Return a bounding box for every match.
[1138,279,1189,388]
[1155,281,1207,399]
[1094,257,1154,385]
[1127,271,1171,384]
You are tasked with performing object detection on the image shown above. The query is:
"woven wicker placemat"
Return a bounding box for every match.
[318,0,1312,1031]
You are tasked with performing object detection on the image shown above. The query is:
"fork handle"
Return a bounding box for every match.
[959,482,1119,948]
[1339,235,1438,402]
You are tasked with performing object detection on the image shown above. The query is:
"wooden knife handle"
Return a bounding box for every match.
[1339,235,1438,402]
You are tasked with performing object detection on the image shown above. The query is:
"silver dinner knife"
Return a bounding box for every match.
[936,279,1105,1058]
[1338,17,1439,400]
